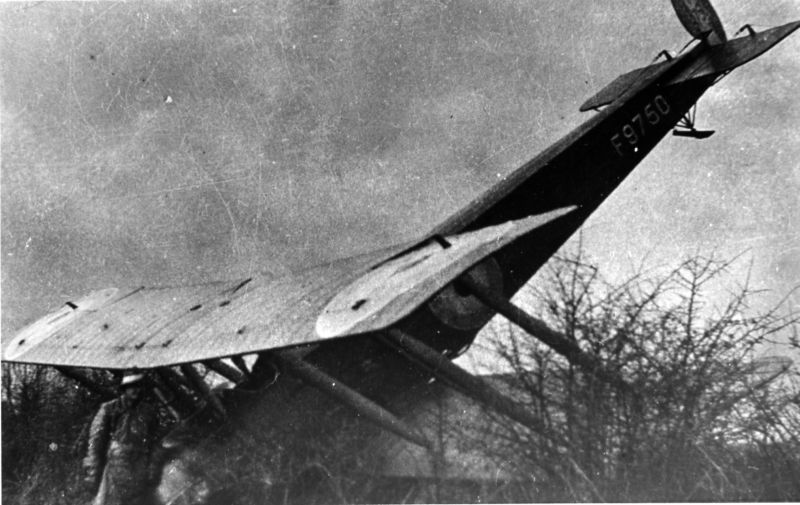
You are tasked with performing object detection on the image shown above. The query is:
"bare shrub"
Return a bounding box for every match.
[4,252,797,504]
[480,252,800,501]
[1,365,110,504]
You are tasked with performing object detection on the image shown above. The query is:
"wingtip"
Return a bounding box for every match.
[514,205,580,232]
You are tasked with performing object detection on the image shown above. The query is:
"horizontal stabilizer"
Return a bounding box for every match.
[580,60,673,112]
[664,21,800,85]
[580,21,799,112]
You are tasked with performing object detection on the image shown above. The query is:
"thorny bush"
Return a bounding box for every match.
[2,251,798,504]
[481,251,800,501]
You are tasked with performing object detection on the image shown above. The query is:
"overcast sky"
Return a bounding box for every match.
[2,1,798,359]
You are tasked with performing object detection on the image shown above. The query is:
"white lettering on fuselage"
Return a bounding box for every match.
[610,95,671,156]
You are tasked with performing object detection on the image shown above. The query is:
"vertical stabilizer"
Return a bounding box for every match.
[671,0,727,44]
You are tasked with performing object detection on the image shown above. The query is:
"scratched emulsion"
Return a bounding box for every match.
[1,1,798,345]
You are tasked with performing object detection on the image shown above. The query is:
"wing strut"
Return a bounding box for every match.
[181,364,227,420]
[456,274,630,390]
[380,328,555,440]
[156,367,205,416]
[203,359,245,384]
[152,386,183,421]
[55,367,115,399]
[230,356,251,378]
[271,351,432,450]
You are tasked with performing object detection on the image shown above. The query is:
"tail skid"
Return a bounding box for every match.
[673,103,714,139]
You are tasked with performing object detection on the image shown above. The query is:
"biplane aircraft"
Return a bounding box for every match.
[3,0,799,495]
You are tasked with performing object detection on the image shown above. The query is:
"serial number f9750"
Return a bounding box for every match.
[610,95,671,156]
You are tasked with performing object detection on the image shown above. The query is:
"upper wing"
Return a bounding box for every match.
[3,208,574,369]
[317,207,574,338]
[3,244,406,369]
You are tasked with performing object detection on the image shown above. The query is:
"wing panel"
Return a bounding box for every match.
[63,281,243,366]
[317,208,576,338]
[4,244,408,369]
[4,287,136,361]
[5,208,574,369]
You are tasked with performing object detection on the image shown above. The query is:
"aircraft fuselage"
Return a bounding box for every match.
[399,45,716,358]
[292,47,718,429]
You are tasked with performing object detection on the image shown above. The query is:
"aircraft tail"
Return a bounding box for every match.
[580,20,800,112]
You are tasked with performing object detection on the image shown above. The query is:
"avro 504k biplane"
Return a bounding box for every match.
[4,0,799,479]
